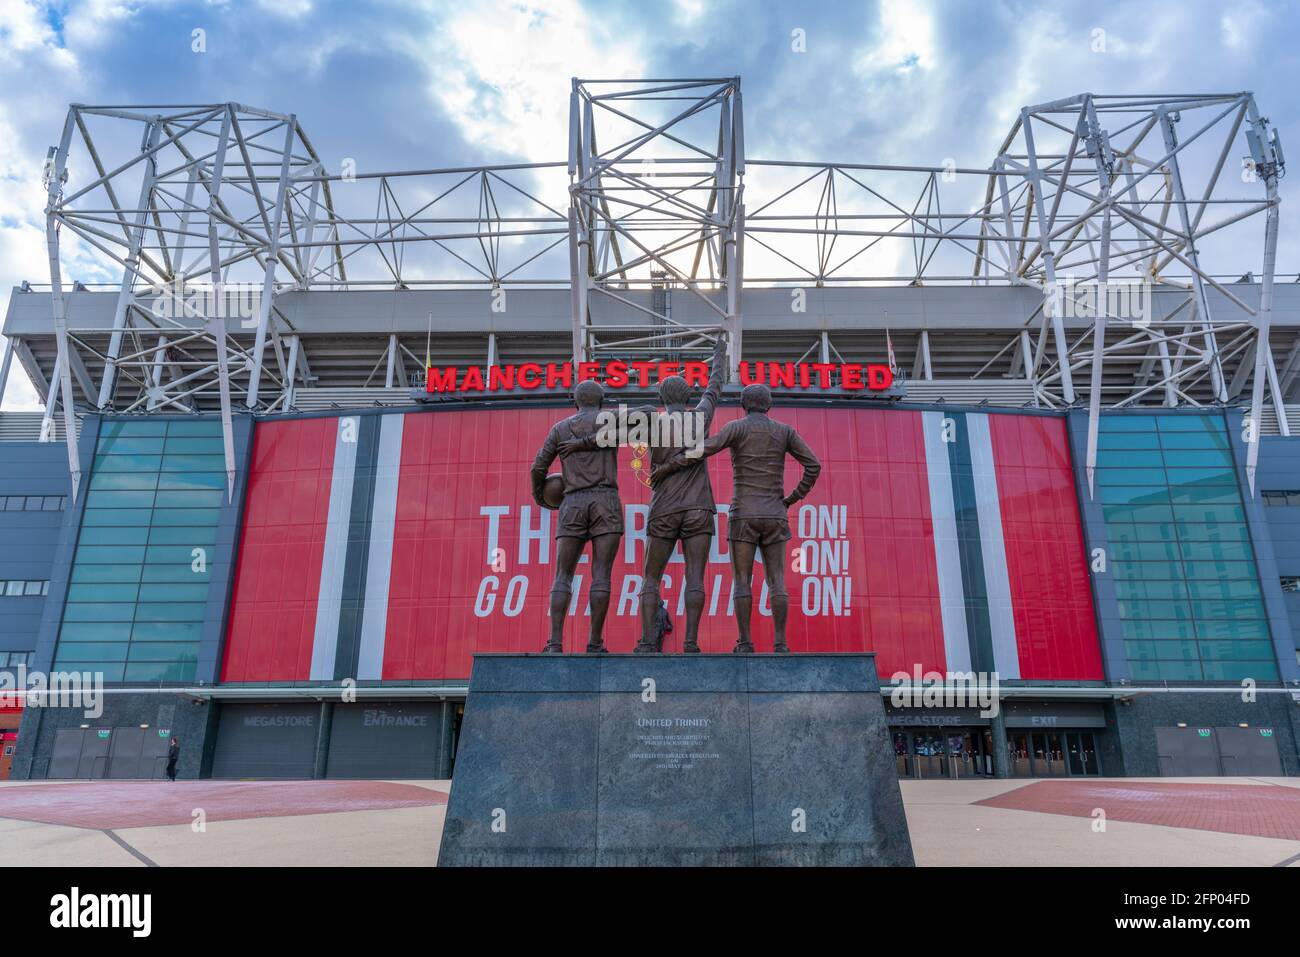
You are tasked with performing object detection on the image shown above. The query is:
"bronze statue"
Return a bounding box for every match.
[531,379,623,653]
[560,337,727,654]
[653,383,820,654]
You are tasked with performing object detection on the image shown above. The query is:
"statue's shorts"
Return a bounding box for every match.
[647,507,715,541]
[727,516,792,547]
[557,487,624,540]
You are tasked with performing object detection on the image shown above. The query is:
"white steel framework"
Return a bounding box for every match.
[29,82,1288,502]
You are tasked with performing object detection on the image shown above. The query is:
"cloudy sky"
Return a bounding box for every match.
[2,0,1297,409]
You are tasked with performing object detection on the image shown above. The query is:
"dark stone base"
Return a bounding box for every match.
[438,653,914,866]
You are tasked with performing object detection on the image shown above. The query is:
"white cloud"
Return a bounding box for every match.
[416,0,649,162]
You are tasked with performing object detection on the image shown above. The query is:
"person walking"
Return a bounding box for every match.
[165,736,180,781]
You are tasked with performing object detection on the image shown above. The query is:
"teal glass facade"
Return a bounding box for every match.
[52,419,225,682]
[1095,414,1277,681]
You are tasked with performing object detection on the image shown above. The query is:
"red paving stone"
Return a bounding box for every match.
[977,780,1300,841]
[0,780,447,830]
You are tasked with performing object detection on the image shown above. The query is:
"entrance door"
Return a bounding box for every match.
[47,728,113,779]
[1214,727,1282,776]
[893,731,910,776]
[1008,732,1031,776]
[1065,732,1101,776]
[1155,727,1221,776]
[212,704,318,779]
[910,730,945,778]
[947,731,985,778]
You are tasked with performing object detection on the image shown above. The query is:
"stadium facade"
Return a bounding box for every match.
[1,80,1298,781]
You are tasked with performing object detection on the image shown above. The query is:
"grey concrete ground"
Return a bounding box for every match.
[0,777,1296,867]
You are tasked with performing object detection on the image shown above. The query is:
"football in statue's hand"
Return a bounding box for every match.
[542,473,565,509]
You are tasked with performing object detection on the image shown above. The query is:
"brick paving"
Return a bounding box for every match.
[976,780,1300,841]
[0,780,447,829]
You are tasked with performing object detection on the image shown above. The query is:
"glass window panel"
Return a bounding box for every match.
[96,436,166,455]
[160,454,227,472]
[65,583,140,603]
[153,489,225,509]
[82,508,154,527]
[58,662,125,682]
[78,526,150,547]
[1099,415,1159,432]
[75,545,146,565]
[1119,619,1196,641]
[1128,659,1162,681]
[23,580,43,596]
[1112,561,1184,581]
[1173,504,1246,525]
[136,582,209,603]
[1098,486,1171,506]
[1195,619,1271,641]
[1186,579,1262,601]
[1160,449,1234,468]
[144,545,207,566]
[156,471,226,492]
[5,581,24,596]
[58,622,133,642]
[1113,580,1189,602]
[126,642,199,663]
[1181,560,1257,580]
[53,643,129,663]
[163,420,224,437]
[1157,430,1230,451]
[1147,640,1200,661]
[1095,449,1165,468]
[42,496,65,511]
[123,660,195,683]
[1156,415,1226,433]
[1124,640,1159,661]
[147,526,217,546]
[1109,540,1179,563]
[149,508,221,526]
[1097,432,1162,452]
[1178,539,1254,562]
[163,437,223,454]
[131,621,203,643]
[1200,660,1276,682]
[1117,599,1192,621]
[62,603,135,622]
[85,490,156,510]
[1175,522,1252,544]
[1096,468,1168,486]
[140,564,211,584]
[1157,660,1203,680]
[1103,503,1174,524]
[1168,485,1240,505]
[1190,599,1267,620]
[70,564,142,584]
[1124,523,1180,543]
[89,472,159,491]
[1164,466,1237,487]
[92,454,161,473]
[1197,640,1275,661]
[100,421,168,438]
[3,497,22,510]
[132,603,206,622]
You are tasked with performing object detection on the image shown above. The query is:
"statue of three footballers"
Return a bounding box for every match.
[529,336,821,654]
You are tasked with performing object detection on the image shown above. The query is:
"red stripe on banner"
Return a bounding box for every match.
[221,418,338,682]
[987,415,1104,680]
